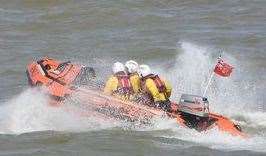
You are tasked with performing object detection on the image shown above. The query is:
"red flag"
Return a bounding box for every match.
[213,59,233,77]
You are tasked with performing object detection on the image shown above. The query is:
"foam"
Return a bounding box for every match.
[153,41,266,152]
[0,88,118,134]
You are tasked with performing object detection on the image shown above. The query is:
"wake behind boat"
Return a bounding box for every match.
[26,57,246,138]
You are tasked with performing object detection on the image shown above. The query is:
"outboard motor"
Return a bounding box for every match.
[178,94,211,130]
[179,94,209,117]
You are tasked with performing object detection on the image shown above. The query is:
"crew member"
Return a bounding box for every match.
[104,62,133,100]
[138,64,172,111]
[125,60,140,93]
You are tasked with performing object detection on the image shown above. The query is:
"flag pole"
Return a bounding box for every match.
[203,72,215,97]
[202,55,221,97]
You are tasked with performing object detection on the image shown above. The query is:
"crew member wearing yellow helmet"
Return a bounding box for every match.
[138,64,172,111]
[104,62,133,100]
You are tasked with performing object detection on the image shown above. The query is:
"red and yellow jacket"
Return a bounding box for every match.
[104,72,134,99]
[141,74,172,102]
[128,72,141,93]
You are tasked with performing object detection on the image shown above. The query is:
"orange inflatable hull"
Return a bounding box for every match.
[73,88,246,138]
[26,57,247,138]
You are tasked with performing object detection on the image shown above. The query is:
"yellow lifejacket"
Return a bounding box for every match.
[104,72,134,99]
[129,72,141,93]
[141,74,172,102]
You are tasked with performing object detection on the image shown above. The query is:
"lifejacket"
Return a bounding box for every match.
[115,72,134,95]
[128,72,141,93]
[141,74,166,93]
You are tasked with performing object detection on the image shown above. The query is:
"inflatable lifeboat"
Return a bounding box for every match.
[26,57,246,138]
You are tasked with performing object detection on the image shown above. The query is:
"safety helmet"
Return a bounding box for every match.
[125,60,139,74]
[139,64,152,77]
[112,62,125,74]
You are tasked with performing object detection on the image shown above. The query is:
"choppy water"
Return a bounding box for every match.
[0,0,266,155]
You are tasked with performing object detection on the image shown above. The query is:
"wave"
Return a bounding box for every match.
[0,88,119,134]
